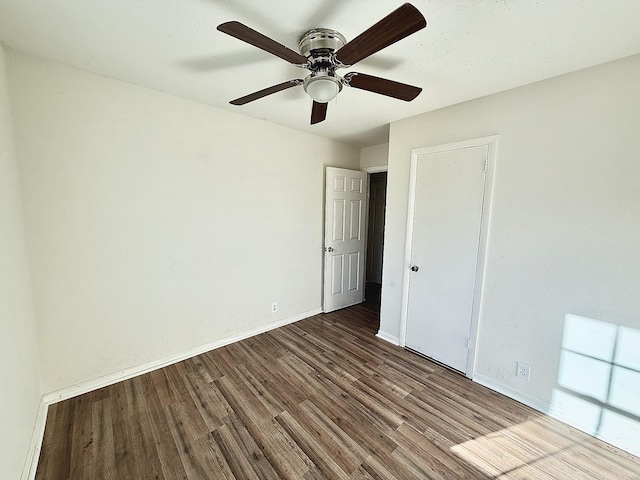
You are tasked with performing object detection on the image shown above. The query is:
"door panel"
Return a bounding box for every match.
[348,252,360,291]
[405,145,488,372]
[324,167,368,313]
[350,200,362,240]
[331,255,344,295]
[332,200,345,241]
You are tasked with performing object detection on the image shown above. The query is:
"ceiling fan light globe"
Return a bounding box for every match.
[304,76,342,103]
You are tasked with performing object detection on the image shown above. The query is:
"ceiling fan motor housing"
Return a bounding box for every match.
[298,28,346,61]
[299,29,347,102]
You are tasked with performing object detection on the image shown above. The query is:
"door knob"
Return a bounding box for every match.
[325,246,334,252]
[410,265,420,272]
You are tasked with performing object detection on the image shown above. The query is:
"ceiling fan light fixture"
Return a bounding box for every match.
[303,74,342,103]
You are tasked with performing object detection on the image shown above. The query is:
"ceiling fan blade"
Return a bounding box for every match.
[230,79,303,105]
[345,72,422,101]
[311,101,328,124]
[218,21,308,65]
[335,3,426,66]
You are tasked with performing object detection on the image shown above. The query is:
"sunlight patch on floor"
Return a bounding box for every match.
[450,417,583,478]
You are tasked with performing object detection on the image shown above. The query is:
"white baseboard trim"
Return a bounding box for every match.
[24,309,322,479]
[473,373,551,414]
[473,373,639,457]
[376,331,400,346]
[21,398,48,480]
[43,308,322,405]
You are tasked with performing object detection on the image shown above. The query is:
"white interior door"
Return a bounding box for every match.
[403,138,495,374]
[323,167,368,313]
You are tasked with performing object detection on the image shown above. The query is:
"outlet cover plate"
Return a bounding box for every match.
[517,362,531,380]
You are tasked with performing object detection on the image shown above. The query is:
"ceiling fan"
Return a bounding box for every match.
[217,3,426,125]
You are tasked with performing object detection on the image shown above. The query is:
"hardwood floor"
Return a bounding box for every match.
[36,301,639,479]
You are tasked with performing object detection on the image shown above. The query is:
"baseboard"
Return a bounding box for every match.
[473,373,551,414]
[375,330,400,346]
[473,373,639,457]
[22,308,322,479]
[21,398,48,480]
[43,308,322,405]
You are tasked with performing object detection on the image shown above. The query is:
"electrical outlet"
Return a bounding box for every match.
[271,302,278,313]
[517,362,531,380]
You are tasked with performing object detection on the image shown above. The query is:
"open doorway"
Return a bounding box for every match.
[364,171,387,312]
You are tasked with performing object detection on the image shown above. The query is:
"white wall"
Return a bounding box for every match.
[382,54,640,452]
[7,51,359,394]
[0,45,41,479]
[360,143,388,171]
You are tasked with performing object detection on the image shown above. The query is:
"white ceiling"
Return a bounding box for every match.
[1,1,639,147]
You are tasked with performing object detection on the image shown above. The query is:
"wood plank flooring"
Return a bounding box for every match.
[35,301,640,479]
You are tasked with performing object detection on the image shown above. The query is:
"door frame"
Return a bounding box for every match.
[363,165,388,290]
[399,135,498,378]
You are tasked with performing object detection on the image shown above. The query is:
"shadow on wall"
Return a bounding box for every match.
[552,314,640,456]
